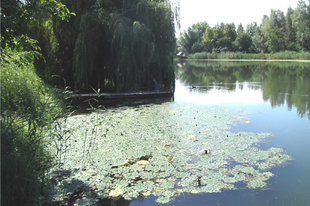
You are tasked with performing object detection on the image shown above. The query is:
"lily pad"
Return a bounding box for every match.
[156,196,171,204]
[247,180,267,189]
[45,103,292,204]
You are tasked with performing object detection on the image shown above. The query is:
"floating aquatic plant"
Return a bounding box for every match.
[45,102,292,205]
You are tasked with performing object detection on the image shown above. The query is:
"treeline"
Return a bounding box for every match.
[178,1,310,55]
[2,0,179,92]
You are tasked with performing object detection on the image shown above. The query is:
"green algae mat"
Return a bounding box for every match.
[46,103,292,204]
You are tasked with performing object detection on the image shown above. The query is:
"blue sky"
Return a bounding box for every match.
[177,0,300,36]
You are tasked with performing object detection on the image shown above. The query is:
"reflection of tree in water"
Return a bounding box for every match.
[175,61,257,91]
[175,61,310,119]
[262,64,310,119]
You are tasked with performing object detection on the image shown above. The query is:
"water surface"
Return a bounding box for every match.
[132,60,310,206]
[48,61,310,206]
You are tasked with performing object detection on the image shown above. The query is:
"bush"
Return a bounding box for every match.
[1,49,65,206]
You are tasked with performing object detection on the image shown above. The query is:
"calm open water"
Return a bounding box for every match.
[130,60,310,206]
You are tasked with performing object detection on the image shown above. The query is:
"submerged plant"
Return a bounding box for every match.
[45,103,292,204]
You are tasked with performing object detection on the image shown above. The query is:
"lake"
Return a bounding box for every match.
[47,60,310,206]
[132,60,310,206]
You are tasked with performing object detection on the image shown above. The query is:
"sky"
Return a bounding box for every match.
[177,0,301,36]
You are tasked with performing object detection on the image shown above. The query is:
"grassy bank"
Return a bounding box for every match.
[187,51,310,61]
[1,49,66,206]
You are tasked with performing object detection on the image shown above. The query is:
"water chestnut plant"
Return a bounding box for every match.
[46,102,292,204]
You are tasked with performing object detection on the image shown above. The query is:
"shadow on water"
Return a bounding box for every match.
[68,96,175,115]
[45,168,143,206]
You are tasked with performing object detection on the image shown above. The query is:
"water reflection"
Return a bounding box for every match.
[175,60,310,119]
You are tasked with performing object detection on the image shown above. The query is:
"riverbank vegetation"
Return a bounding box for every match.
[187,51,310,61]
[178,1,310,59]
[1,0,179,205]
[1,49,67,206]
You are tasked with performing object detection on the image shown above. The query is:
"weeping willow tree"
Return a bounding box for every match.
[54,0,179,92]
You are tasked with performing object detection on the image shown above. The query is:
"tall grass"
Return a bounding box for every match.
[188,51,310,60]
[1,49,65,205]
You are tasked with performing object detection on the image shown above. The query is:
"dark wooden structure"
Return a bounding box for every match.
[68,91,174,108]
[69,91,173,100]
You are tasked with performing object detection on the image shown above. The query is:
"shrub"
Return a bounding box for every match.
[1,49,65,206]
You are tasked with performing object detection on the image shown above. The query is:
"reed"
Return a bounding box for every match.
[1,49,65,206]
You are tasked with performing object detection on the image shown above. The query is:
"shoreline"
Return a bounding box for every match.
[184,59,310,63]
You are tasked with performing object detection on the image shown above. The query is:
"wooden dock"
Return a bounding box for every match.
[68,91,174,108]
[69,91,173,100]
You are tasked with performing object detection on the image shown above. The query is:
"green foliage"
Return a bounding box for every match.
[246,22,257,37]
[201,25,235,52]
[196,23,238,53]
[213,27,225,47]
[53,0,179,92]
[188,51,310,60]
[178,22,209,53]
[237,23,245,34]
[1,49,65,206]
[292,1,310,51]
[252,26,267,53]
[223,23,237,50]
[265,27,286,53]
[2,0,177,92]
[0,0,74,50]
[179,1,310,55]
[191,40,205,53]
[202,27,215,52]
[73,10,100,88]
[234,33,253,53]
[262,10,285,33]
[285,7,298,51]
[40,0,76,21]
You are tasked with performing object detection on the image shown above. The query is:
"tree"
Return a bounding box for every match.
[178,21,209,53]
[234,33,253,53]
[237,23,244,34]
[223,23,237,50]
[202,27,215,52]
[35,0,180,92]
[292,1,310,51]
[285,7,298,51]
[255,9,286,53]
[265,27,286,52]
[215,22,225,29]
[0,0,73,50]
[261,9,285,37]
[252,26,267,53]
[246,22,257,37]
[213,27,225,48]
[191,40,205,53]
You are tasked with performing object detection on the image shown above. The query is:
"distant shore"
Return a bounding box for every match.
[185,59,310,63]
[181,51,310,62]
